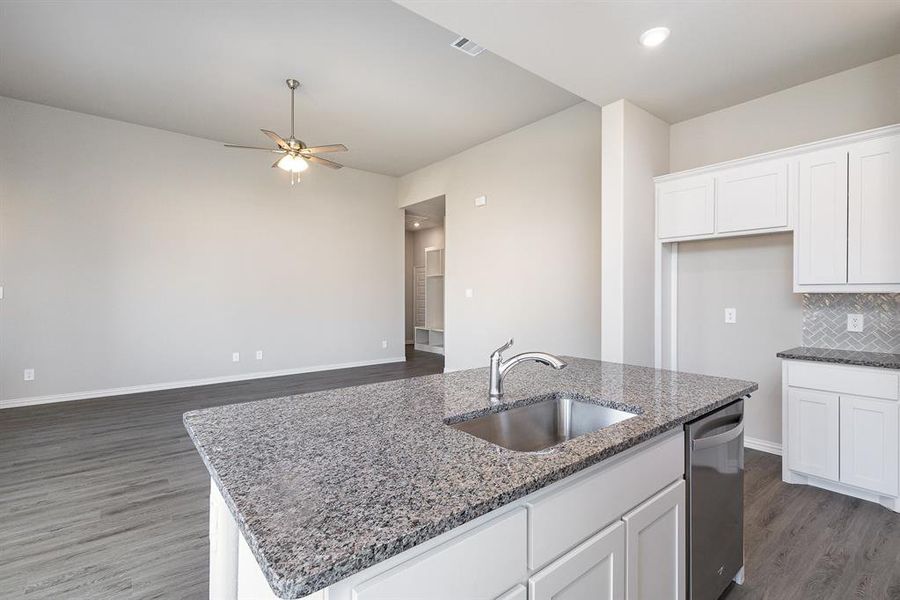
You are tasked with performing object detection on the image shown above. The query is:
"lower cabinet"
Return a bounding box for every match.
[787,388,840,481]
[623,480,685,600]
[528,521,625,600]
[783,360,900,512]
[840,395,899,496]
[496,584,528,600]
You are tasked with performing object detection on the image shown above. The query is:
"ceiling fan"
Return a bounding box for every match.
[225,79,348,183]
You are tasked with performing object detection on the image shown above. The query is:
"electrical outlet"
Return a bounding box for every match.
[232,352,240,363]
[256,350,263,360]
[724,308,737,324]
[465,288,474,298]
[847,314,864,333]
[381,340,388,349]
[23,368,34,381]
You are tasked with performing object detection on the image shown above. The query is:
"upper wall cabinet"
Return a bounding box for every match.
[715,159,789,234]
[656,124,900,293]
[656,160,790,241]
[656,175,714,239]
[796,133,900,292]
[848,135,900,285]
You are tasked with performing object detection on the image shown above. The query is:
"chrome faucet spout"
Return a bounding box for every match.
[488,339,567,402]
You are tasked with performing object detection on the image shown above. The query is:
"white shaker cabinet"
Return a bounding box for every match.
[656,175,715,239]
[496,585,528,600]
[840,395,899,497]
[782,360,900,512]
[622,480,685,600]
[787,387,840,481]
[529,521,626,600]
[848,135,900,285]
[715,159,788,234]
[795,147,848,286]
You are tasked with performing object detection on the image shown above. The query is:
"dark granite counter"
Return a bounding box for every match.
[184,358,756,598]
[777,346,900,370]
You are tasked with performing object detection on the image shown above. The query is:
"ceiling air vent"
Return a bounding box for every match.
[451,36,485,57]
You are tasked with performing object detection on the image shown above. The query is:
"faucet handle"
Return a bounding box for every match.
[491,338,514,359]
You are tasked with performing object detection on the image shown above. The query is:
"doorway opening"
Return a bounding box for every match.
[404,196,446,366]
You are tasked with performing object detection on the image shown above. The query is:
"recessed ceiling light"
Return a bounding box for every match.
[639,26,670,48]
[413,222,420,228]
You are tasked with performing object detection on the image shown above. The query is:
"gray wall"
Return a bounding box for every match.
[670,54,900,446]
[397,102,603,371]
[0,97,404,402]
[404,232,415,342]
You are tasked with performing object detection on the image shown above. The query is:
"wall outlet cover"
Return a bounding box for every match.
[23,368,35,381]
[724,308,737,324]
[847,313,864,333]
[381,340,388,349]
[232,352,240,362]
[256,350,263,360]
[465,288,474,298]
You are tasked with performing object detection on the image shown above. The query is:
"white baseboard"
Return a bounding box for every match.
[744,436,782,456]
[0,356,407,410]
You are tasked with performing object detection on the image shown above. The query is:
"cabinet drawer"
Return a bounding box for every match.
[715,159,788,233]
[352,508,527,600]
[786,361,899,400]
[527,432,683,570]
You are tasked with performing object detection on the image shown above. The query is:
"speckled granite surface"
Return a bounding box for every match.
[777,346,900,370]
[184,358,756,598]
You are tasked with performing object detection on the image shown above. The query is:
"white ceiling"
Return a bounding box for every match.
[405,195,445,230]
[397,0,900,124]
[0,1,579,176]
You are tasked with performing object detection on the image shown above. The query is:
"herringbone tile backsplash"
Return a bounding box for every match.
[802,294,900,353]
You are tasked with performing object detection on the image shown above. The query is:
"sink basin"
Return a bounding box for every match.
[450,395,637,453]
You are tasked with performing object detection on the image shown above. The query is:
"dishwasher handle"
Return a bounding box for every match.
[692,416,744,451]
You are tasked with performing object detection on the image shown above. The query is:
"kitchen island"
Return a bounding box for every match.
[184,358,756,600]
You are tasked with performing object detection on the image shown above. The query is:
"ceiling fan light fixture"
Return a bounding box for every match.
[277,154,309,173]
[639,26,670,48]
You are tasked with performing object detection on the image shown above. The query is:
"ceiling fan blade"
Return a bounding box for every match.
[260,129,290,150]
[300,144,348,154]
[306,155,343,170]
[225,144,286,152]
[272,157,283,168]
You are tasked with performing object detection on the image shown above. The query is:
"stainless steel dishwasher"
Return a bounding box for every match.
[685,398,745,600]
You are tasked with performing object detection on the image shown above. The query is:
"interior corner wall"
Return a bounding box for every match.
[601,100,669,367]
[397,102,603,371]
[669,54,900,447]
[0,96,404,404]
[405,231,415,343]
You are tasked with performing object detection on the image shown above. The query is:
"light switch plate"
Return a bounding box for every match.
[465,288,474,298]
[724,308,737,324]
[847,314,864,332]
[474,195,486,207]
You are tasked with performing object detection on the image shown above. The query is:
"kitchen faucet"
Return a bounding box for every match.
[489,338,567,402]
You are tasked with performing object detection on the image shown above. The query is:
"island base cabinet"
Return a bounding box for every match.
[786,388,840,481]
[528,521,625,600]
[622,480,686,600]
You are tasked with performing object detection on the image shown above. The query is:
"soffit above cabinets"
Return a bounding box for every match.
[396,1,900,123]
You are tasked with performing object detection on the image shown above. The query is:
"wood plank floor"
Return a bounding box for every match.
[2,348,899,599]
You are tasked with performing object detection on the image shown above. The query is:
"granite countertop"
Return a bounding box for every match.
[777,346,900,370]
[184,358,756,598]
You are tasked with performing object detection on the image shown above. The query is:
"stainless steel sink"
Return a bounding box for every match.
[450,396,637,453]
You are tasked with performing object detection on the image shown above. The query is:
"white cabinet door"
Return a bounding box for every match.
[353,508,527,600]
[657,175,715,239]
[796,148,848,285]
[787,388,840,481]
[715,159,789,234]
[840,395,900,496]
[622,480,685,600]
[529,521,625,600]
[848,135,900,284]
